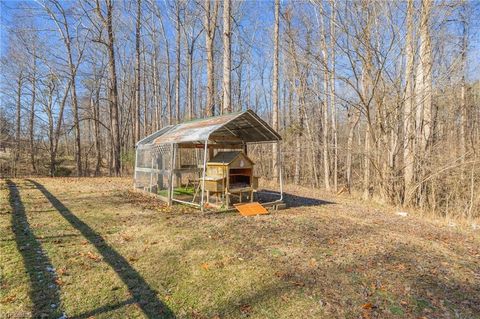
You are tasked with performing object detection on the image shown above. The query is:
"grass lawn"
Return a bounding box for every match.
[1,178,479,319]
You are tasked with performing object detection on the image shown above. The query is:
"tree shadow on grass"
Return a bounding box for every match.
[255,189,335,208]
[6,179,64,318]
[28,179,175,319]
[0,233,82,243]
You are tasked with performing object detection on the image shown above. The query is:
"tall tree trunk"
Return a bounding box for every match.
[403,0,415,204]
[414,0,432,206]
[460,4,468,177]
[204,0,219,116]
[159,11,172,125]
[149,11,159,130]
[346,109,360,191]
[46,76,70,177]
[329,0,337,191]
[29,54,37,174]
[14,71,23,177]
[175,2,181,123]
[48,1,83,176]
[420,0,433,153]
[59,11,82,175]
[99,0,122,176]
[285,9,304,185]
[92,89,101,176]
[142,42,148,135]
[222,0,231,114]
[361,6,374,200]
[187,46,194,119]
[236,55,243,111]
[135,0,141,141]
[46,81,56,176]
[272,0,280,181]
[152,36,161,130]
[363,125,371,199]
[320,2,330,190]
[70,72,82,176]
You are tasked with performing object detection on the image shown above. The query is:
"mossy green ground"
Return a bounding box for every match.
[1,178,479,318]
[158,186,196,197]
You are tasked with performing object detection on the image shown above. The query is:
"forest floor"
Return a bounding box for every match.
[1,177,479,319]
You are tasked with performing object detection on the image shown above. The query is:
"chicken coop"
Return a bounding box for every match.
[204,151,257,208]
[134,109,283,211]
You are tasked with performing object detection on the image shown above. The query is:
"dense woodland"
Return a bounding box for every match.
[1,0,479,219]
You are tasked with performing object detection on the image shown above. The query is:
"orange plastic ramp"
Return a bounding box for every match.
[234,202,269,216]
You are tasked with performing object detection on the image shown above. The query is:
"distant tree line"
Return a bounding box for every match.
[0,0,479,219]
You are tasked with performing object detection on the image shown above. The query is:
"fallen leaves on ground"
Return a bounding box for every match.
[80,251,102,262]
[240,304,252,314]
[362,302,374,309]
[2,294,16,303]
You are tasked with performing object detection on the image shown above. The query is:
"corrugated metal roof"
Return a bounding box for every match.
[136,125,173,146]
[139,109,281,146]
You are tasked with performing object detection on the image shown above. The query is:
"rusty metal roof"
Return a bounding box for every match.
[135,125,173,146]
[138,110,281,146]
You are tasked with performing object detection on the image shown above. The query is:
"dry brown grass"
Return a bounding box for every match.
[1,177,479,319]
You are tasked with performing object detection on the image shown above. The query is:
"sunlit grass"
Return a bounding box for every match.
[1,177,479,318]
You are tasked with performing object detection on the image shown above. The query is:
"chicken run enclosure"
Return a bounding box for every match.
[134,110,283,211]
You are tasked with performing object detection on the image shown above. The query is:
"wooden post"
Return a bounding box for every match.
[278,141,283,202]
[226,166,230,208]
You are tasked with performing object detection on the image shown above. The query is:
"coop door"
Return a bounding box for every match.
[229,168,252,188]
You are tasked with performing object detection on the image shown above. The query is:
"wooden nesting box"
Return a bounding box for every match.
[205,151,258,207]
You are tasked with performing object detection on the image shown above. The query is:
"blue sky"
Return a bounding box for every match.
[1,0,479,113]
[0,1,10,57]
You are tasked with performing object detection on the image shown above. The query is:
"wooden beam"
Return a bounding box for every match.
[209,135,243,142]
[178,143,242,149]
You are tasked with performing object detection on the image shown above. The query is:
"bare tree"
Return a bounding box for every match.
[346,108,360,191]
[42,0,84,176]
[95,0,121,176]
[134,0,142,140]
[222,0,231,114]
[204,0,219,116]
[272,0,280,181]
[459,1,468,176]
[284,7,305,185]
[329,0,337,191]
[2,0,478,219]
[29,45,37,173]
[319,1,330,190]
[14,70,24,177]
[403,0,415,204]
[175,1,182,123]
[41,73,71,176]
[183,3,203,120]
[156,4,173,125]
[412,0,433,206]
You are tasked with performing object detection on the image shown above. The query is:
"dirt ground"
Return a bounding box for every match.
[1,177,479,319]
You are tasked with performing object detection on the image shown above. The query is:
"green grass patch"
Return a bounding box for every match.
[389,305,404,316]
[158,186,196,197]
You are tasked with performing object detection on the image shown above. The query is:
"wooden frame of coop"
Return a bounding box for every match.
[204,151,259,208]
